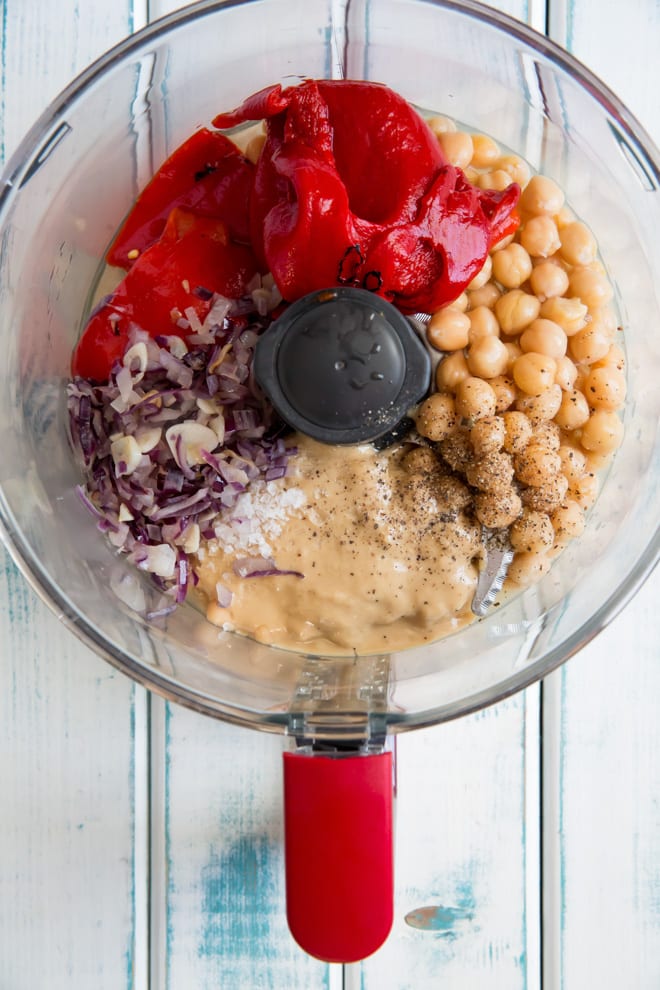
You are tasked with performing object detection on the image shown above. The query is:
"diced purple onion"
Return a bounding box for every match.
[66,301,295,607]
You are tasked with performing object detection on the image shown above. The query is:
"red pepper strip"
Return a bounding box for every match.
[73,208,260,381]
[212,84,291,128]
[314,80,446,225]
[215,80,447,266]
[212,79,520,312]
[363,167,521,312]
[262,143,358,299]
[106,129,254,269]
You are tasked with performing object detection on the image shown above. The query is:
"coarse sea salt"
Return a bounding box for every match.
[208,480,307,558]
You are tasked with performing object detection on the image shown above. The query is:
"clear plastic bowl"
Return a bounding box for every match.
[0,0,658,738]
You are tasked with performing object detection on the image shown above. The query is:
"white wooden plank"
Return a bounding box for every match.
[0,553,139,989]
[543,0,660,985]
[355,690,541,989]
[0,0,148,163]
[0,2,148,988]
[153,699,333,988]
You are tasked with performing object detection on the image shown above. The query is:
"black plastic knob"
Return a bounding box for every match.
[254,288,431,445]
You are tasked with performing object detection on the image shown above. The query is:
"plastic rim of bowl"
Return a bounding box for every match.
[0,0,658,734]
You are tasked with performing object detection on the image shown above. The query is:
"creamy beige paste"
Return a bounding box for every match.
[195,435,482,655]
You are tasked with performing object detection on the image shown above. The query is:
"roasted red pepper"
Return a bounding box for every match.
[213,80,520,312]
[73,209,259,381]
[106,128,254,269]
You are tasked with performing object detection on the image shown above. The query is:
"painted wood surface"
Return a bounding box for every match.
[0,7,150,990]
[0,1,658,988]
[542,4,660,986]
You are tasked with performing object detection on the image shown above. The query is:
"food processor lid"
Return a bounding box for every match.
[254,287,431,444]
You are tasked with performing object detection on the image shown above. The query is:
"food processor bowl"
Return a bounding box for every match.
[0,0,658,963]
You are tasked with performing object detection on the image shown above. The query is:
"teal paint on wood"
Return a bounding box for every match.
[404,891,476,935]
[199,834,281,952]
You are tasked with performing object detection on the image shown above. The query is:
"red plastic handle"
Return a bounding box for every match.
[283,750,394,963]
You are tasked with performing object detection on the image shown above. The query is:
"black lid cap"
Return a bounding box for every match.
[254,287,431,445]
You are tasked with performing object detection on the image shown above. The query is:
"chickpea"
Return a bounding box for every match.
[569,470,600,510]
[551,499,585,547]
[474,488,522,529]
[438,129,474,168]
[512,352,557,394]
[495,289,541,335]
[520,174,565,216]
[568,266,614,309]
[554,355,578,391]
[554,388,590,430]
[470,416,506,456]
[584,450,611,474]
[568,325,611,364]
[504,341,523,370]
[466,336,509,378]
[453,292,470,313]
[521,473,569,512]
[590,305,618,340]
[515,384,563,424]
[558,444,587,482]
[510,509,555,553]
[436,351,470,392]
[478,169,513,191]
[508,551,552,586]
[489,374,518,412]
[468,281,501,309]
[470,133,500,168]
[520,215,561,258]
[573,366,588,394]
[582,366,627,410]
[415,392,457,441]
[454,376,498,421]
[491,233,516,253]
[559,221,597,266]
[439,429,473,473]
[468,305,500,343]
[245,133,266,164]
[592,343,625,373]
[427,307,471,351]
[529,260,570,301]
[540,296,588,335]
[532,421,561,451]
[428,115,457,135]
[497,154,531,187]
[465,450,515,492]
[554,205,575,230]
[503,410,533,454]
[403,446,441,476]
[491,242,533,289]
[580,409,624,454]
[514,443,562,487]
[467,254,493,291]
[520,319,568,360]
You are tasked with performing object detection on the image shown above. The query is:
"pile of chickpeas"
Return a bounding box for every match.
[413,118,626,587]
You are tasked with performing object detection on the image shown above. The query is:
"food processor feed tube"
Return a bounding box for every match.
[255,294,419,961]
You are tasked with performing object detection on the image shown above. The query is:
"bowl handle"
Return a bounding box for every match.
[282,749,394,962]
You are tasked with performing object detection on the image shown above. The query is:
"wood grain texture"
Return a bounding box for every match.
[0,2,149,988]
[543,2,660,985]
[354,691,541,989]
[0,554,141,989]
[152,699,333,989]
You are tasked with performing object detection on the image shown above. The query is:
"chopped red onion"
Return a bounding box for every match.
[233,556,304,579]
[67,301,295,604]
